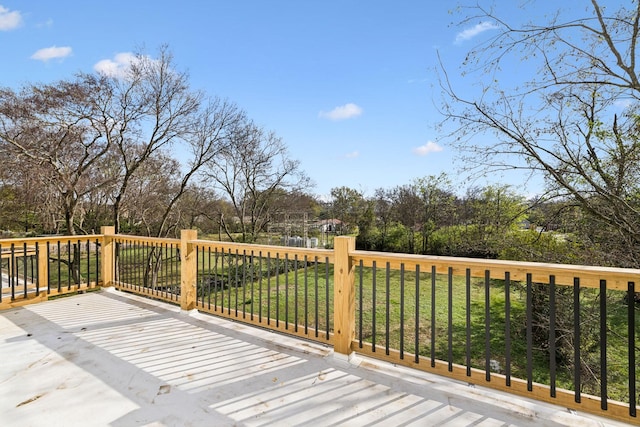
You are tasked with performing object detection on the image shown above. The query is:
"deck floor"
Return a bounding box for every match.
[0,288,632,426]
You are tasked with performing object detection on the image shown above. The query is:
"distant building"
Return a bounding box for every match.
[314,219,343,233]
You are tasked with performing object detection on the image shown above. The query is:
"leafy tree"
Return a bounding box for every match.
[389,184,422,253]
[372,188,395,250]
[329,186,367,236]
[413,174,456,254]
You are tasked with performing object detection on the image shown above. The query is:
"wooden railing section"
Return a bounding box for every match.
[0,229,637,425]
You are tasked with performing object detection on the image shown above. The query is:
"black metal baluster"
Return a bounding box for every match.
[415,264,420,364]
[284,254,289,328]
[505,272,511,387]
[549,275,556,397]
[248,251,254,318]
[431,265,436,367]
[95,239,100,286]
[293,255,308,333]
[325,259,330,339]
[35,243,40,296]
[359,260,363,348]
[526,273,533,392]
[140,241,145,290]
[166,243,171,297]
[135,240,139,289]
[169,243,174,298]
[128,240,132,288]
[57,241,61,292]
[123,241,128,287]
[466,268,471,376]
[448,266,453,372]
[199,247,204,306]
[304,257,312,337]
[275,253,280,327]
[400,263,405,360]
[76,240,81,288]
[385,262,391,356]
[66,240,71,290]
[372,261,377,353]
[294,255,299,331]
[22,243,28,296]
[86,240,90,289]
[600,279,608,410]
[134,241,138,289]
[228,249,233,315]
[208,248,212,310]
[266,253,271,324]
[628,281,636,417]
[173,243,178,298]
[235,249,240,317]
[242,250,247,319]
[218,248,223,309]
[258,251,263,320]
[10,244,15,300]
[574,278,581,403]
[485,270,491,381]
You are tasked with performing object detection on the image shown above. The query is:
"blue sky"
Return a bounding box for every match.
[0,1,564,198]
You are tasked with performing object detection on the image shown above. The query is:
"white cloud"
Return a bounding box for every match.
[31,46,72,62]
[344,151,359,159]
[455,21,499,44]
[94,52,137,78]
[0,5,22,31]
[319,103,363,121]
[412,141,443,156]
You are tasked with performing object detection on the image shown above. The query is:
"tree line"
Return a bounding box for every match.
[325,178,622,268]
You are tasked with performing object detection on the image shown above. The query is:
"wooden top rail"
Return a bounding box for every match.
[109,234,180,246]
[192,239,335,263]
[0,234,103,247]
[351,250,640,291]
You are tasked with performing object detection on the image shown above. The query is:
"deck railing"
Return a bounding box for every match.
[0,226,638,425]
[0,234,102,305]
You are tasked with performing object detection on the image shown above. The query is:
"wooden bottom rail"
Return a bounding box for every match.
[0,281,101,310]
[196,301,334,345]
[0,292,47,310]
[353,341,638,426]
[112,282,180,305]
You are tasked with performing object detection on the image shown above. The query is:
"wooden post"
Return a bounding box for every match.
[333,236,356,357]
[101,226,115,287]
[180,229,198,311]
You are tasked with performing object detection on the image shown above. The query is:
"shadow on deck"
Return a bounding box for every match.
[0,288,630,426]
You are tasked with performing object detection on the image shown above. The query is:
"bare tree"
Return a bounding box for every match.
[0,77,114,235]
[440,1,640,267]
[204,120,311,243]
